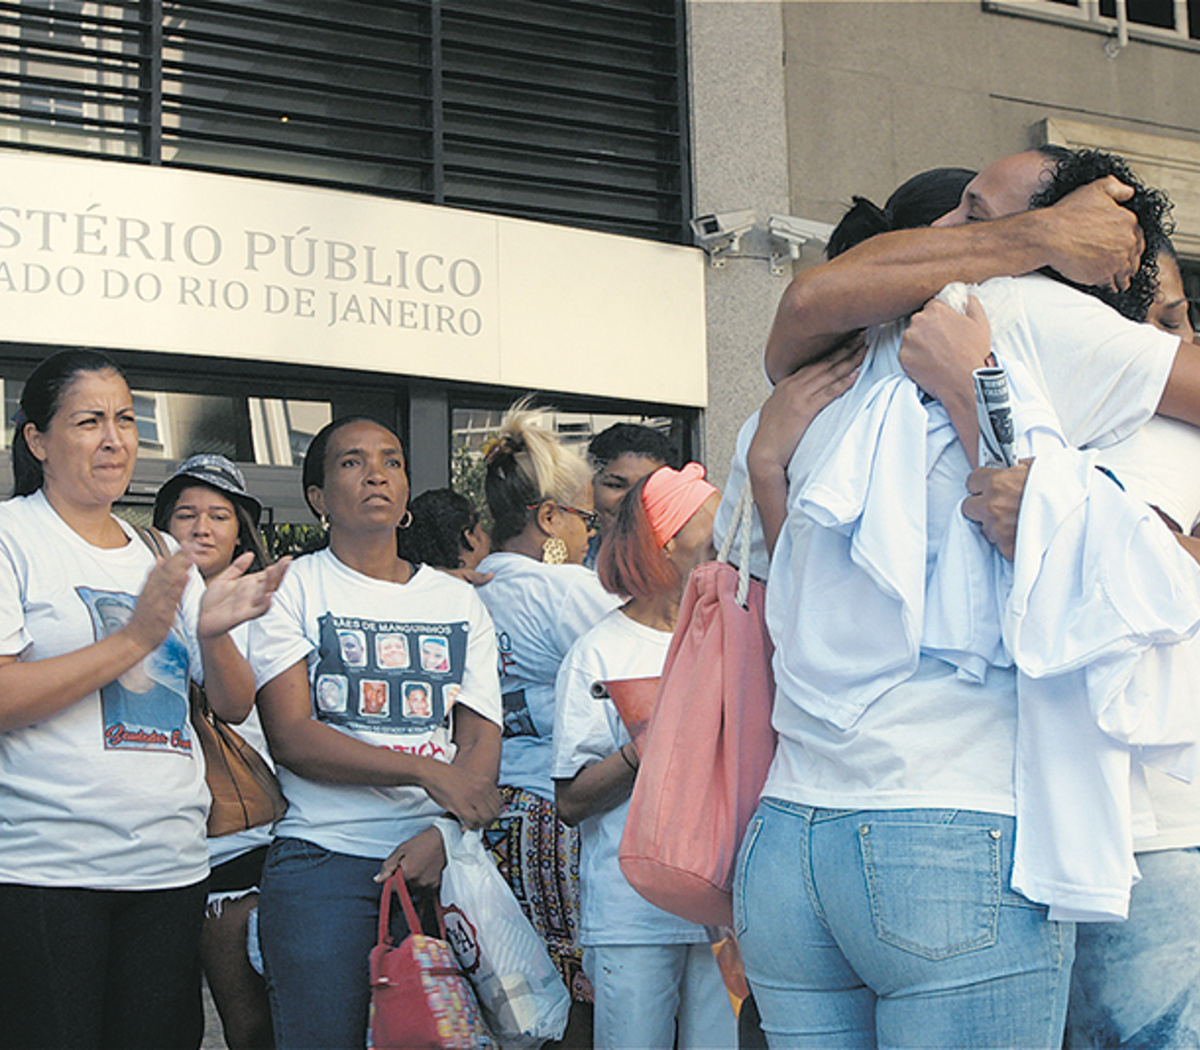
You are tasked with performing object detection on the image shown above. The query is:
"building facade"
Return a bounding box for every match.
[2,0,1199,529]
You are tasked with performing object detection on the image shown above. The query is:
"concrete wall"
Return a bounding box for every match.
[780,0,1200,226]
[676,0,1200,489]
[688,0,792,488]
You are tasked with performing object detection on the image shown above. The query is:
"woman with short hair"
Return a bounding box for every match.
[250,416,502,1050]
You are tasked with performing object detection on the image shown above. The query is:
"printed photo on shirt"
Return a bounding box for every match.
[502,688,538,739]
[338,629,367,668]
[375,633,410,670]
[314,614,468,735]
[402,682,433,719]
[359,679,389,717]
[419,634,451,674]
[316,674,348,713]
[77,587,192,756]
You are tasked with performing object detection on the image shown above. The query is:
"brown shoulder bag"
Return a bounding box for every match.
[133,524,287,836]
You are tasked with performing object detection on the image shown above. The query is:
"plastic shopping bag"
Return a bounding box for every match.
[435,818,570,1048]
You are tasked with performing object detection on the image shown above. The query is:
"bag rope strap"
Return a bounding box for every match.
[716,481,755,609]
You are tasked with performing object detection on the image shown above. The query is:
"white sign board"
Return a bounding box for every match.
[0,153,707,406]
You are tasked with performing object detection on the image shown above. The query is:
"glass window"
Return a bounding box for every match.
[449,402,683,512]
[1099,0,1176,27]
[1,378,22,449]
[248,396,330,466]
[0,0,143,155]
[0,2,691,243]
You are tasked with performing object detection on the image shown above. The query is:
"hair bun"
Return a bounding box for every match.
[827,196,890,259]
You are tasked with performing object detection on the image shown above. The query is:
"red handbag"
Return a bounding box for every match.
[618,484,777,927]
[367,868,493,1049]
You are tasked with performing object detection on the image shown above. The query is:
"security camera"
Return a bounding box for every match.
[767,215,835,275]
[690,209,756,265]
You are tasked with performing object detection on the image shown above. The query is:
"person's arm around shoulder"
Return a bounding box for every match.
[765,177,1143,384]
[748,339,864,555]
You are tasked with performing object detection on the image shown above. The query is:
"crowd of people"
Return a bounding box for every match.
[0,140,1198,1050]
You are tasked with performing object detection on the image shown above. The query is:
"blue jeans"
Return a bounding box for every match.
[1067,846,1200,1049]
[584,942,737,1049]
[734,801,1075,1048]
[258,838,425,1050]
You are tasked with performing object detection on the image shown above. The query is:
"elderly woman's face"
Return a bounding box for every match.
[26,369,138,513]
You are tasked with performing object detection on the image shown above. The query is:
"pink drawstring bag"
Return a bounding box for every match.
[619,485,777,927]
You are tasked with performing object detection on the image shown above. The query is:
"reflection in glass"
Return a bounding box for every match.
[129,390,238,461]
[248,397,330,466]
[450,404,679,513]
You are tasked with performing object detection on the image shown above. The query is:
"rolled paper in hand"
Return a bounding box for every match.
[973,366,1017,468]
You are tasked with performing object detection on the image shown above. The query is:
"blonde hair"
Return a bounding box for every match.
[484,397,592,547]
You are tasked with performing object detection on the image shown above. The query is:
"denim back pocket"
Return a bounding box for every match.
[858,821,1001,960]
[733,814,766,939]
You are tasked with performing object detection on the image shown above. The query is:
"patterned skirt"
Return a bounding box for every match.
[482,785,593,1004]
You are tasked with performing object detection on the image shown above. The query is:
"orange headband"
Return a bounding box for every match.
[642,463,718,547]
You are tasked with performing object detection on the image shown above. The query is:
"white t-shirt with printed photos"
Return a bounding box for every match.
[249,549,502,860]
[0,490,208,890]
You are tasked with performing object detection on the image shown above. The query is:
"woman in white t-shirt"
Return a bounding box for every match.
[0,350,284,1050]
[154,453,276,1050]
[474,400,621,1022]
[249,416,503,1050]
[553,463,737,1050]
[737,160,1190,1049]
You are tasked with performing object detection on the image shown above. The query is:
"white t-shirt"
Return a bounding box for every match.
[552,609,707,947]
[209,620,276,869]
[764,274,1180,814]
[1099,417,1200,852]
[249,550,502,860]
[0,490,209,890]
[477,553,620,801]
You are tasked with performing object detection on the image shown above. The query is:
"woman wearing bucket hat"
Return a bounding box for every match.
[155,454,276,1050]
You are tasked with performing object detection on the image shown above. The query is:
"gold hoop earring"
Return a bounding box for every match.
[542,536,568,565]
[398,509,413,530]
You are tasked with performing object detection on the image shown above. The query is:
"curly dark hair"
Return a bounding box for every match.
[1028,148,1174,323]
[395,488,482,569]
